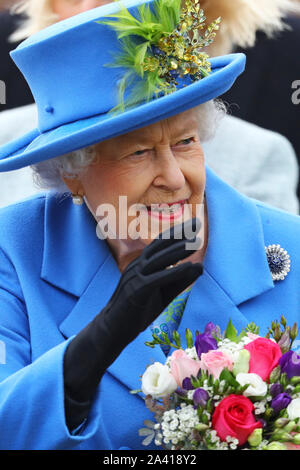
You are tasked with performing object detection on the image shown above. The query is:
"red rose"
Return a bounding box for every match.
[244,337,282,381]
[212,395,262,446]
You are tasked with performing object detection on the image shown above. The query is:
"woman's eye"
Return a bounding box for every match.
[178,138,194,146]
[128,149,151,158]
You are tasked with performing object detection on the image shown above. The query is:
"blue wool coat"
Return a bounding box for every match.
[0,166,300,450]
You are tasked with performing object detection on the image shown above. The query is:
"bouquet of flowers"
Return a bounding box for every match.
[136,317,300,450]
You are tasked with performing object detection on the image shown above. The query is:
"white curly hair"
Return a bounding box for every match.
[31,100,226,193]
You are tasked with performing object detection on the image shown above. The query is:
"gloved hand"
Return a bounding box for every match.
[64,218,203,430]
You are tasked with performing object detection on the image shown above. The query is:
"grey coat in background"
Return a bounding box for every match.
[0,104,299,214]
[203,114,299,214]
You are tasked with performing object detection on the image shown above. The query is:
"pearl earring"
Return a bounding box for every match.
[72,194,84,206]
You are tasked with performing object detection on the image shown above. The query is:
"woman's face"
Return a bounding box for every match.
[51,0,112,20]
[65,108,206,246]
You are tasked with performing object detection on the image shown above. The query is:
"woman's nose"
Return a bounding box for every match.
[152,148,185,192]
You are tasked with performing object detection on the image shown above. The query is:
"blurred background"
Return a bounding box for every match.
[223,12,300,193]
[0,0,33,110]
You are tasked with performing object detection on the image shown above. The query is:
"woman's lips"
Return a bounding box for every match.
[145,199,189,220]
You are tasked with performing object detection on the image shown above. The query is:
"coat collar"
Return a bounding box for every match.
[40,167,274,393]
[41,192,109,298]
[203,166,274,305]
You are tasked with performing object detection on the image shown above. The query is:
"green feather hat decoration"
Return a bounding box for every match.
[98,0,221,111]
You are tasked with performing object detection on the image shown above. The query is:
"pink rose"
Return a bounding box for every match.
[244,337,282,382]
[199,350,233,379]
[169,350,201,387]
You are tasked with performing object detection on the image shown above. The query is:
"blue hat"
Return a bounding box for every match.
[0,0,246,172]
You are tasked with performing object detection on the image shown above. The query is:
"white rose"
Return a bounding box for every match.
[141,362,177,398]
[287,398,300,420]
[236,373,267,397]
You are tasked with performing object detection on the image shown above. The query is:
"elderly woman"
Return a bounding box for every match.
[0,0,300,451]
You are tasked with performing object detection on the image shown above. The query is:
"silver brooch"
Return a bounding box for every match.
[265,244,291,281]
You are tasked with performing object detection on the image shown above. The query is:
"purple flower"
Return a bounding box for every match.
[279,350,300,378]
[176,388,187,397]
[278,330,291,354]
[204,322,221,338]
[193,388,209,408]
[271,392,292,414]
[204,322,217,334]
[195,332,217,360]
[182,377,194,390]
[270,383,283,397]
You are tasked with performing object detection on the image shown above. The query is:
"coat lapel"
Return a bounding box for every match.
[179,166,274,338]
[178,270,249,339]
[41,192,107,299]
[204,167,274,305]
[41,166,275,397]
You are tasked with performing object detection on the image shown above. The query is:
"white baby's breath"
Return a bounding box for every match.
[184,347,199,360]
[160,404,199,446]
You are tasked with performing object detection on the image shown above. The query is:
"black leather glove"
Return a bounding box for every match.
[63,218,203,431]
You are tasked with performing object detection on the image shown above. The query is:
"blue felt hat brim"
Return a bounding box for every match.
[0,54,245,172]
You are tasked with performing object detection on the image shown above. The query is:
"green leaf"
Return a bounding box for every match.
[161,332,171,345]
[206,398,214,413]
[185,328,194,349]
[236,329,248,342]
[152,333,165,344]
[246,322,260,335]
[172,330,181,348]
[219,368,239,388]
[213,379,219,395]
[208,374,214,387]
[201,413,209,425]
[200,369,208,381]
[224,319,238,343]
[269,365,281,384]
[236,384,250,395]
[249,395,266,402]
[190,375,199,388]
[280,372,288,388]
[197,406,203,420]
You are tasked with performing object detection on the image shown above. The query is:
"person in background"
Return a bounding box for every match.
[0,0,15,11]
[0,6,33,111]
[0,0,299,214]
[222,11,300,199]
